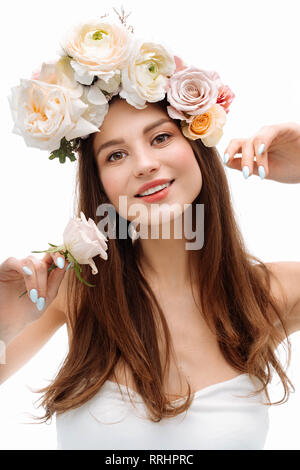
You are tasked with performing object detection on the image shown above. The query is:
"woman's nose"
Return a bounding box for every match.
[133,153,160,177]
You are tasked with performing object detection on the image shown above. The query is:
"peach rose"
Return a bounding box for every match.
[181,104,226,147]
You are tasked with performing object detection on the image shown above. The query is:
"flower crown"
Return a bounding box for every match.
[8,7,235,164]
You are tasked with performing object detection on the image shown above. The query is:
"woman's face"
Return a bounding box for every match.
[93,97,202,226]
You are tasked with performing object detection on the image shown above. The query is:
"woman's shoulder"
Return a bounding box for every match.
[255,261,300,336]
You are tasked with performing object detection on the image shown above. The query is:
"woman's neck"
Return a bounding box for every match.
[138,235,193,292]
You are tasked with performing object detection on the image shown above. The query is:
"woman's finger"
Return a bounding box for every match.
[27,255,48,310]
[224,130,273,180]
[252,125,278,155]
[21,257,39,305]
[42,251,65,270]
[223,138,246,165]
[226,157,269,180]
[240,139,256,179]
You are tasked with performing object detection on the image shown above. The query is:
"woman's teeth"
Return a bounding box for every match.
[138,181,172,197]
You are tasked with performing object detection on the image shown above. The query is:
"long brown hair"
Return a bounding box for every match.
[32,96,294,423]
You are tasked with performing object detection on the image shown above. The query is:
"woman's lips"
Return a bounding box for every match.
[134,179,175,203]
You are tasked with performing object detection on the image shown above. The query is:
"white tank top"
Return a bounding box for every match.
[56,373,269,450]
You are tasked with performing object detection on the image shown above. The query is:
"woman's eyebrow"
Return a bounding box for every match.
[95,118,174,157]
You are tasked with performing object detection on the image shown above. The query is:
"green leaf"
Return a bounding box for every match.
[74,263,95,288]
[48,137,80,163]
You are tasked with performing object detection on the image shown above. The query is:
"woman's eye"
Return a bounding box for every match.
[107,134,171,162]
[107,151,126,162]
[153,133,171,144]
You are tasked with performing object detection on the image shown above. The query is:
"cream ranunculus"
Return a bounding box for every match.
[61,20,133,86]
[8,78,101,152]
[63,211,108,275]
[181,104,226,147]
[119,39,176,109]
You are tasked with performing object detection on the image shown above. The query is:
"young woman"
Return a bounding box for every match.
[1,11,300,449]
[1,94,300,450]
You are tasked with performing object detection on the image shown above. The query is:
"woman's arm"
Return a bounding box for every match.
[0,270,69,385]
[223,122,300,183]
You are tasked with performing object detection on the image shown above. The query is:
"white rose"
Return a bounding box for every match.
[63,212,108,275]
[119,39,176,109]
[61,20,133,86]
[36,56,83,99]
[39,57,110,132]
[8,78,100,152]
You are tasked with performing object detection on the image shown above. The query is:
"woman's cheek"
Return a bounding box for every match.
[173,142,197,169]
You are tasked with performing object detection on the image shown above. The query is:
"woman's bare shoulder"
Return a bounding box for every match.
[257,261,300,336]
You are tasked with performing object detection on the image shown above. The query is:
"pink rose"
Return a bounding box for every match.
[174,55,187,73]
[217,85,235,113]
[166,67,221,121]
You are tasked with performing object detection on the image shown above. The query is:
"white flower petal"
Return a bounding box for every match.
[65,117,99,141]
[88,258,98,275]
[87,85,108,105]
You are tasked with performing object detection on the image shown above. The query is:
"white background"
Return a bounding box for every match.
[0,0,300,450]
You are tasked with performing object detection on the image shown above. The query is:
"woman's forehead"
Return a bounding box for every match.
[94,99,172,144]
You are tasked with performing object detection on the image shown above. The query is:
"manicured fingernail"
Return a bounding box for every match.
[36,297,45,311]
[23,266,33,276]
[223,153,229,164]
[258,165,265,180]
[56,257,65,269]
[66,261,73,272]
[258,144,265,155]
[242,166,250,179]
[30,288,38,303]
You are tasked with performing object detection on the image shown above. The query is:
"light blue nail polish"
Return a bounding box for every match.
[258,143,265,156]
[66,261,73,272]
[23,266,33,276]
[56,257,65,269]
[223,153,229,164]
[30,288,38,303]
[36,297,45,312]
[242,166,250,179]
[258,165,265,180]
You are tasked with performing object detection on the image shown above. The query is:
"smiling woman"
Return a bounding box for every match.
[93,96,202,226]
[25,94,295,451]
[2,7,300,451]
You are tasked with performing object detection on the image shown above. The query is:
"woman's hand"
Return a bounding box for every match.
[223,122,300,183]
[0,252,71,343]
